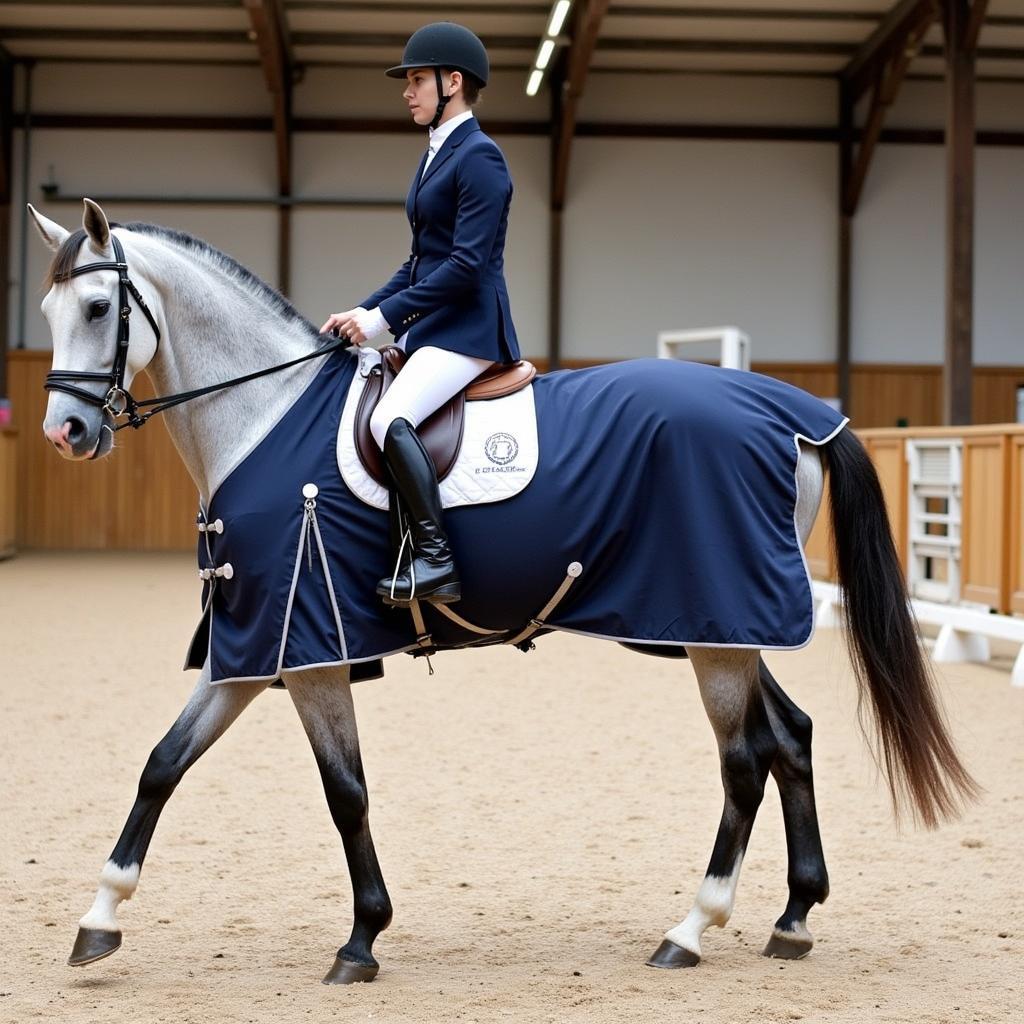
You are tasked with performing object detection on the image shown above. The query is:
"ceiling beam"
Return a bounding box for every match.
[841,0,936,100]
[965,0,990,53]
[552,0,612,211]
[4,0,1020,29]
[245,0,294,295]
[17,112,1024,147]
[0,0,238,5]
[245,0,293,192]
[4,27,1024,67]
[290,2,877,17]
[283,0,1019,24]
[14,56,1024,84]
[942,0,976,425]
[844,11,935,214]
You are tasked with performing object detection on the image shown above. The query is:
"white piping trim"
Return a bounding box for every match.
[208,646,418,686]
[267,511,312,680]
[310,510,349,661]
[549,625,815,652]
[791,418,848,639]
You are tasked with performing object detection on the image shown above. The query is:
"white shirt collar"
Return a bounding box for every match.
[428,109,475,152]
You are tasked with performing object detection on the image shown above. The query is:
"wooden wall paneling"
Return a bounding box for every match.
[862,434,910,570]
[8,352,196,551]
[8,348,1024,552]
[850,365,942,428]
[961,433,1009,611]
[0,429,16,557]
[974,367,1024,425]
[751,363,838,402]
[845,365,1021,428]
[107,370,197,550]
[537,362,1022,432]
[1010,435,1024,615]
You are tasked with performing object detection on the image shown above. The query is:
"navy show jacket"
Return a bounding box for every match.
[360,116,520,364]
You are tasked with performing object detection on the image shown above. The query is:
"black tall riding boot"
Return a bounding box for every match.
[376,418,461,606]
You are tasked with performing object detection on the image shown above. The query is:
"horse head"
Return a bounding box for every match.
[29,199,162,461]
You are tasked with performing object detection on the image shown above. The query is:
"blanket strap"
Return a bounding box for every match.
[508,562,583,652]
[408,599,436,675]
[431,603,508,637]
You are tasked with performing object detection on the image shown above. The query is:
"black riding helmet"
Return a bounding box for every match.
[386,22,489,130]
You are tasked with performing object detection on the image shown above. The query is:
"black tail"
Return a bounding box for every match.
[824,428,979,828]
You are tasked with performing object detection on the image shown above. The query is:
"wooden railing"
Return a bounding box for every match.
[805,424,1024,617]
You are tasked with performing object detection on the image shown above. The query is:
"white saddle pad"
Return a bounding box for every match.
[336,349,539,511]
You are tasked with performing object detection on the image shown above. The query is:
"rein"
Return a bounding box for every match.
[44,234,351,431]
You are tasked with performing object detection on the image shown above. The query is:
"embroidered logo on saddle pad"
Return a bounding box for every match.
[337,354,539,511]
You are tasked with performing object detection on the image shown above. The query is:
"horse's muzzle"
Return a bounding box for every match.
[43,407,114,461]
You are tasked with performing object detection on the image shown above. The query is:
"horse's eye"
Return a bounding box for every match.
[88,300,110,321]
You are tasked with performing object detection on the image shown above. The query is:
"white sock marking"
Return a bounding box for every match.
[664,857,744,959]
[78,861,140,932]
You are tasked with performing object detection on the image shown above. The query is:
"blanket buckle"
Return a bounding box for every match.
[508,562,584,653]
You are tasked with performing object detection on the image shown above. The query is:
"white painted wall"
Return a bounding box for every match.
[854,144,1024,366]
[578,73,837,126]
[8,128,279,350]
[561,138,838,362]
[289,132,548,353]
[7,63,1024,369]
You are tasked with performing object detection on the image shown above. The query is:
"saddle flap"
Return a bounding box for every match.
[466,360,536,401]
[354,347,535,489]
[355,357,465,487]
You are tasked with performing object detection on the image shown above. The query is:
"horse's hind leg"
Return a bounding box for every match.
[648,648,778,969]
[69,665,268,966]
[759,657,830,959]
[284,668,392,985]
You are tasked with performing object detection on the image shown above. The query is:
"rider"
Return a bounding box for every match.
[321,21,520,608]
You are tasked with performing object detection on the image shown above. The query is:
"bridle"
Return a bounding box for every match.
[44,234,163,427]
[44,232,350,434]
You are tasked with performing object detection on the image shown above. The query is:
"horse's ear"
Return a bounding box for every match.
[82,198,111,254]
[27,204,70,252]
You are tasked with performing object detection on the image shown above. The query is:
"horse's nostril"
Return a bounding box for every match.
[66,416,88,445]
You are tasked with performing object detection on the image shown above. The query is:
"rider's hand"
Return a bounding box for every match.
[319,307,389,346]
[320,308,363,345]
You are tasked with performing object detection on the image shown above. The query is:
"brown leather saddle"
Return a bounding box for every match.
[354,346,537,486]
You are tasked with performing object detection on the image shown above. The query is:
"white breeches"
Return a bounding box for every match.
[369,345,493,450]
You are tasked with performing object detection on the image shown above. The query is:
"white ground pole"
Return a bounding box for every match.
[656,326,751,371]
[813,581,1024,688]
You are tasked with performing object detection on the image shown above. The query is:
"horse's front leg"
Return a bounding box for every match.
[70,666,268,966]
[648,648,777,969]
[283,667,392,985]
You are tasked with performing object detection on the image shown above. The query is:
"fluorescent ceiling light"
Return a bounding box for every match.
[526,68,544,97]
[547,0,571,38]
[536,39,555,71]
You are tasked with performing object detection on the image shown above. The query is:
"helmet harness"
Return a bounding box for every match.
[429,66,452,130]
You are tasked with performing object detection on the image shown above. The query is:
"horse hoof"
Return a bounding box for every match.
[68,927,122,966]
[322,957,380,985]
[646,939,700,969]
[762,930,814,960]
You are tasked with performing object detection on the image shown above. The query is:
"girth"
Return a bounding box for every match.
[354,345,536,487]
